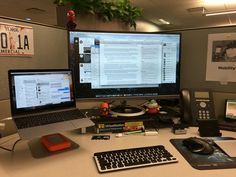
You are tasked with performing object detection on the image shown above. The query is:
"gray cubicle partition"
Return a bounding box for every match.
[1,16,236,122]
[179,26,236,91]
[0,17,68,101]
[176,26,236,120]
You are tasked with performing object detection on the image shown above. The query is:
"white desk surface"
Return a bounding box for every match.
[1,127,236,177]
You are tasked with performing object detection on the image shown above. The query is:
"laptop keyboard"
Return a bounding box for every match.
[94,145,178,173]
[14,109,85,129]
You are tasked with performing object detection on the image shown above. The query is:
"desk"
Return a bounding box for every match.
[0,127,236,177]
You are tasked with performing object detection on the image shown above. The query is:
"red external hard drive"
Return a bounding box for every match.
[41,133,71,152]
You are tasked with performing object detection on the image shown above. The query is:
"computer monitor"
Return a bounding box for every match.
[68,30,181,101]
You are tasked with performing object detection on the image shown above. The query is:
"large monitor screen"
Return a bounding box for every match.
[68,30,181,100]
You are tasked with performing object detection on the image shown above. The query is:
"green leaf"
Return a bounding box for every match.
[53,0,142,28]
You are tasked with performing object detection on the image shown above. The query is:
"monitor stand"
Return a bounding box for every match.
[109,100,146,117]
[28,133,79,158]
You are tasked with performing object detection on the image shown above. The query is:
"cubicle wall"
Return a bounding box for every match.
[1,17,236,100]
[179,26,236,91]
[177,26,236,120]
[1,16,236,135]
[71,25,236,120]
[0,17,68,136]
[0,17,68,101]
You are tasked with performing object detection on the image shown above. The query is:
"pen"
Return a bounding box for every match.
[124,130,144,135]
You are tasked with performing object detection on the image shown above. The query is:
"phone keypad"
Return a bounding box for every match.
[198,110,210,119]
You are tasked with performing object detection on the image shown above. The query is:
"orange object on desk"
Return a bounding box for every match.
[41,133,71,152]
[100,101,109,117]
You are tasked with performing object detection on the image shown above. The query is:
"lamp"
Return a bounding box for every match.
[204,9,236,16]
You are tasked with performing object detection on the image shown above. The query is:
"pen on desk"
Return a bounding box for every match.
[124,130,144,135]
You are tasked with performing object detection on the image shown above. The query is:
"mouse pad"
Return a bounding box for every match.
[170,137,236,170]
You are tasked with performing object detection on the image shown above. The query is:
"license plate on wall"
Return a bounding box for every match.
[0,22,34,56]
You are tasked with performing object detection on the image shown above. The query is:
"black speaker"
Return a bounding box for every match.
[198,120,222,137]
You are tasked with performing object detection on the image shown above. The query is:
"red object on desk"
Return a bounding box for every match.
[41,133,71,152]
[145,99,161,114]
[100,101,109,117]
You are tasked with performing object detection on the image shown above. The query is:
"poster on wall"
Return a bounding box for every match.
[206,32,236,83]
[0,22,34,56]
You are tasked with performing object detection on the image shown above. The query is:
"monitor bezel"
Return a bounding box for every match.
[8,69,77,116]
[68,30,181,101]
[225,99,236,121]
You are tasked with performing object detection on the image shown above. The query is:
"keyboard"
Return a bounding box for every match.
[15,109,85,129]
[93,145,178,173]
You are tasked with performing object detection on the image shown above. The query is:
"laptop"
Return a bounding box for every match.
[8,69,94,140]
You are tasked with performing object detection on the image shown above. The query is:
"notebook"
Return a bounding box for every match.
[8,69,94,140]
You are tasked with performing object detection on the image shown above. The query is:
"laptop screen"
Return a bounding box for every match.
[9,69,76,115]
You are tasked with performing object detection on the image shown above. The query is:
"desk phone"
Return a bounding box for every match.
[181,89,216,125]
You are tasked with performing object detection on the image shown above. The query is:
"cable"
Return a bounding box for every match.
[0,138,21,152]
[0,117,20,152]
[0,136,18,145]
[0,117,12,121]
[0,117,13,137]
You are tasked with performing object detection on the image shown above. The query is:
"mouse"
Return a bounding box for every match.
[182,137,214,155]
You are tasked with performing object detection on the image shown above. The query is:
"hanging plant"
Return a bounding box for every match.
[54,0,143,28]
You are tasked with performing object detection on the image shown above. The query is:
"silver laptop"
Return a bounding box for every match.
[8,69,94,140]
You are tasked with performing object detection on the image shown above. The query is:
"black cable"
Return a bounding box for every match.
[0,145,12,152]
[0,138,21,152]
